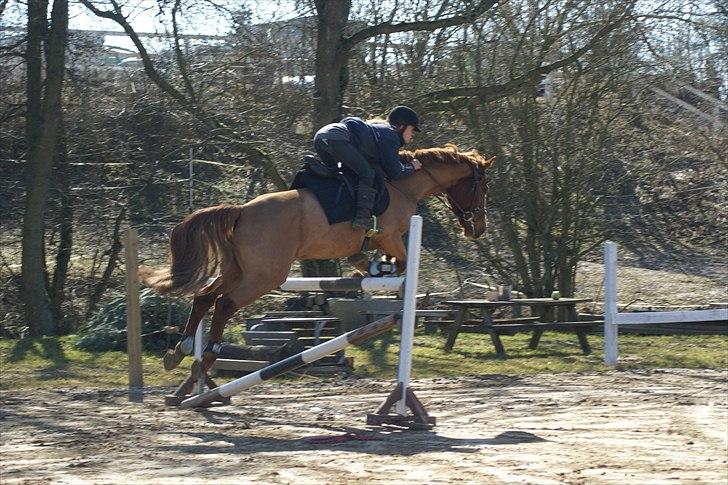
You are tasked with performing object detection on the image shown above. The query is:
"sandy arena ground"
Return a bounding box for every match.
[1,369,727,484]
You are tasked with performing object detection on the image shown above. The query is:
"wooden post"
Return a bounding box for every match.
[125,228,144,401]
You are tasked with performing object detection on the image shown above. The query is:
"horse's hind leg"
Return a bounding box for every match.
[194,294,239,373]
[162,282,221,371]
[199,273,289,373]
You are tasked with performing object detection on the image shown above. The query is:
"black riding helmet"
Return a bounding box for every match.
[388,106,421,132]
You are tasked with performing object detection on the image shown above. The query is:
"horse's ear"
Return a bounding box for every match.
[469,149,495,168]
[444,143,458,152]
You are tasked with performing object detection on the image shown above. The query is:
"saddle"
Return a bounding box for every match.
[290,155,390,226]
[302,154,339,178]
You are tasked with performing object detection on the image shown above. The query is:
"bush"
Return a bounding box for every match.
[77,288,190,352]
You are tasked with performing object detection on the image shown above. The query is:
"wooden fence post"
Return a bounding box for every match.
[125,228,144,401]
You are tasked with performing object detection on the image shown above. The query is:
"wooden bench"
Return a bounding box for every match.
[211,338,303,375]
[450,316,540,332]
[212,315,349,376]
[245,311,325,331]
[243,330,298,346]
[212,359,268,372]
[485,321,601,357]
[362,309,460,334]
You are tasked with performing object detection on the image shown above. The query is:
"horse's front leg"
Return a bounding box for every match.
[347,253,370,276]
[377,236,408,274]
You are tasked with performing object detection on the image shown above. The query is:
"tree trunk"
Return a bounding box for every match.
[49,116,73,321]
[85,207,126,320]
[21,0,68,336]
[304,1,352,278]
[25,0,45,146]
[313,0,350,129]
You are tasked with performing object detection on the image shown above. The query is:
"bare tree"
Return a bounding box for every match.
[311,0,500,128]
[79,0,289,190]
[21,0,68,335]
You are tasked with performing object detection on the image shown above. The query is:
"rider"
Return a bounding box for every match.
[313,106,423,234]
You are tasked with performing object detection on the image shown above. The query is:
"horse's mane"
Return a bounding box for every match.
[400,144,495,170]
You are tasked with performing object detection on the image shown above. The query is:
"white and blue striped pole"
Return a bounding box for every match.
[180,315,397,408]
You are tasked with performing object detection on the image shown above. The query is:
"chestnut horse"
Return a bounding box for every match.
[141,144,494,371]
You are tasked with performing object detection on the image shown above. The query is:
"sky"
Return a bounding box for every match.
[1,0,300,52]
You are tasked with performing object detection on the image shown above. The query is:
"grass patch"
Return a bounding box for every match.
[347,331,728,379]
[2,330,725,390]
[0,335,188,390]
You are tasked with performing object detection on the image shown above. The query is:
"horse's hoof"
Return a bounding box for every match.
[189,352,217,380]
[163,344,185,371]
[201,351,218,371]
[190,359,203,381]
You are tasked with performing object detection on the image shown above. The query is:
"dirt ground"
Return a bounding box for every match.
[1,369,726,485]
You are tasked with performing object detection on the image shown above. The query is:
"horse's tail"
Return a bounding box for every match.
[140,204,242,296]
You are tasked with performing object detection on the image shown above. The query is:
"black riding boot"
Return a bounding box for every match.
[352,185,378,234]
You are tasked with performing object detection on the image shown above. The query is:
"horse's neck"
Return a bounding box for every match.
[394,163,468,201]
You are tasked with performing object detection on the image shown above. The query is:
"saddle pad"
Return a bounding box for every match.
[289,166,390,225]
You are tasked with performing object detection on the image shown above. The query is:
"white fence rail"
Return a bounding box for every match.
[603,241,728,365]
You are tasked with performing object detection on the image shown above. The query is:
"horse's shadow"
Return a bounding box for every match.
[159,417,546,456]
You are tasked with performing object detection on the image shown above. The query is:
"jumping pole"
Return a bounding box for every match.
[180,315,397,408]
[281,277,404,293]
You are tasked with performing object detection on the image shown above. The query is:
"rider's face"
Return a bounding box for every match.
[402,125,416,144]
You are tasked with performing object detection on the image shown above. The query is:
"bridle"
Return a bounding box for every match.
[421,163,488,234]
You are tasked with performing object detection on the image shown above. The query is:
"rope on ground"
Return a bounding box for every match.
[303,432,384,444]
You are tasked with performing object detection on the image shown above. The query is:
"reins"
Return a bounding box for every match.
[386,164,458,207]
[388,154,488,237]
[386,179,419,206]
[421,164,487,235]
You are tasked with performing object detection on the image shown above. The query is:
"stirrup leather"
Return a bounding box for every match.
[365,215,381,238]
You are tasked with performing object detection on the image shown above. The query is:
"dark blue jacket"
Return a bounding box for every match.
[341,117,415,180]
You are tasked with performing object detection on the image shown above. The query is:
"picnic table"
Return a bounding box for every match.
[443,297,594,356]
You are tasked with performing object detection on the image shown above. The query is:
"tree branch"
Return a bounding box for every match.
[171,0,198,104]
[409,6,634,110]
[79,0,200,115]
[78,0,288,190]
[343,0,500,50]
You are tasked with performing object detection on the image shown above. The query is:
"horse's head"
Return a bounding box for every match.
[402,144,495,239]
